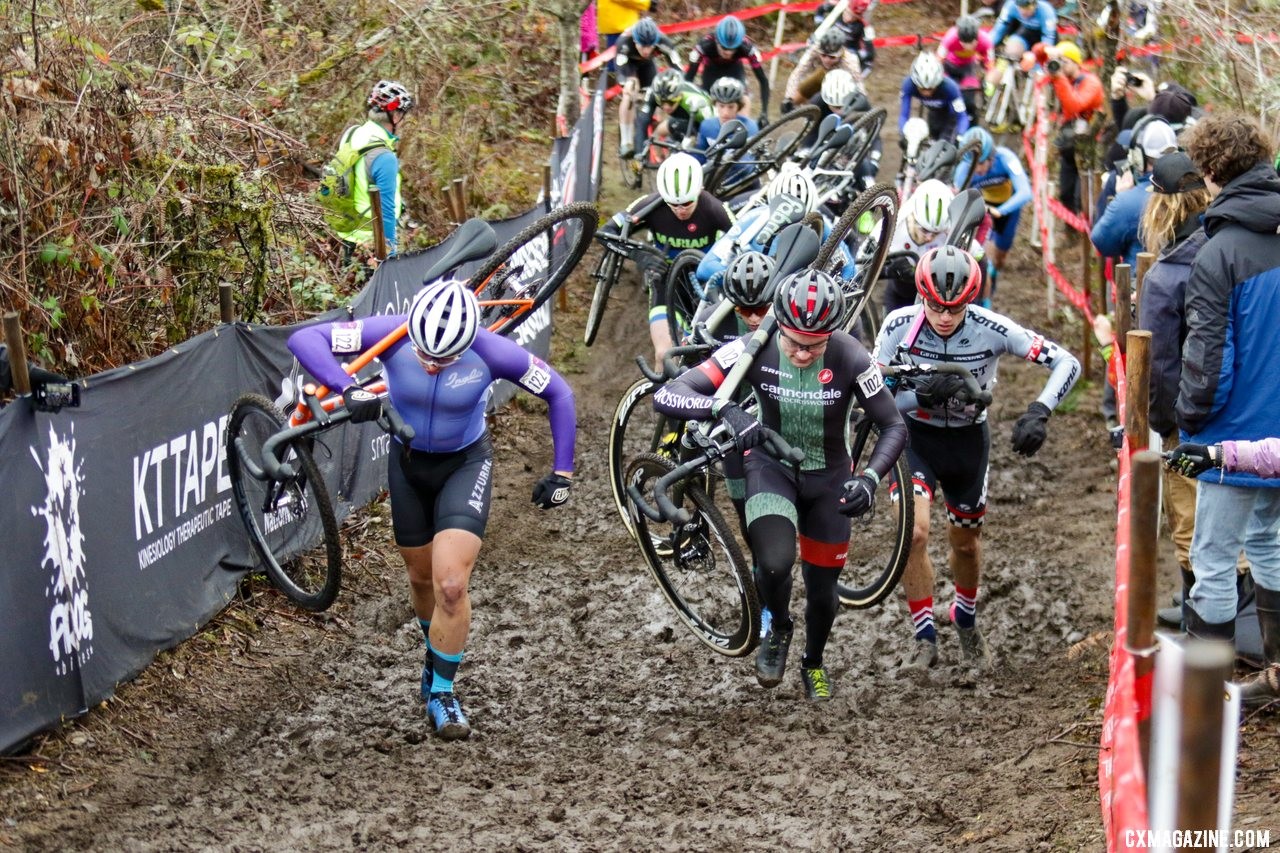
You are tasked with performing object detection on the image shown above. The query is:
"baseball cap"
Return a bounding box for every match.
[1147,151,1205,194]
[1057,42,1083,64]
[1149,83,1197,125]
[1136,119,1179,159]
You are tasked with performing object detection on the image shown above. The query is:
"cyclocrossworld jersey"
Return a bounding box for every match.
[288,317,576,471]
[872,304,1080,428]
[652,330,906,478]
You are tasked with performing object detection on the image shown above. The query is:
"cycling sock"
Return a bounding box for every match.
[429,648,465,696]
[801,562,839,666]
[909,596,937,643]
[620,122,635,152]
[951,586,978,629]
[418,618,432,645]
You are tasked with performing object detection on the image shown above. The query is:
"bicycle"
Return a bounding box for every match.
[227,208,591,610]
[705,106,823,200]
[812,107,887,211]
[585,222,670,347]
[983,55,1037,147]
[813,182,899,338]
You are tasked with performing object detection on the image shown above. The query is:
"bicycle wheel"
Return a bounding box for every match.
[953,136,984,190]
[584,245,622,347]
[815,183,899,333]
[708,106,822,199]
[984,70,1013,131]
[838,107,887,175]
[664,249,704,345]
[226,394,342,611]
[626,453,759,656]
[838,417,913,609]
[610,379,675,538]
[469,201,597,338]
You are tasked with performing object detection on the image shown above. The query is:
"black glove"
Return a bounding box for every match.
[780,99,795,115]
[1011,401,1052,457]
[343,385,383,424]
[715,401,763,451]
[914,373,966,408]
[1167,443,1222,478]
[839,473,878,518]
[884,255,916,283]
[532,472,572,509]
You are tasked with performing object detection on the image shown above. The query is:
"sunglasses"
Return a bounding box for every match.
[735,304,769,319]
[924,300,967,315]
[668,199,697,211]
[413,346,461,370]
[779,329,829,353]
[820,52,842,60]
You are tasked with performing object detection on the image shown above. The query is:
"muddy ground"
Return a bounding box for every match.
[3,4,1279,851]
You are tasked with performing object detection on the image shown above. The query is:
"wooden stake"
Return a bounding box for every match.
[219,282,235,324]
[2,312,31,395]
[450,178,466,221]
[1175,640,1234,840]
[368,186,388,260]
[1128,449,1161,767]
[1135,251,1155,313]
[1115,263,1131,355]
[1125,330,1151,452]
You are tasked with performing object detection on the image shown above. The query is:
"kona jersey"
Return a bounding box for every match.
[288,318,576,470]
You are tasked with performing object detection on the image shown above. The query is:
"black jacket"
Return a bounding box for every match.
[1137,217,1205,437]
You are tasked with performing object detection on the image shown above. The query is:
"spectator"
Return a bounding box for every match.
[1046,42,1103,215]
[580,3,599,63]
[1135,151,1212,627]
[1176,113,1280,705]
[1102,73,1198,173]
[1091,117,1178,270]
[333,81,415,261]
[598,0,651,67]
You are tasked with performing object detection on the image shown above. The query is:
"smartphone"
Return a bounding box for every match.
[1114,158,1137,183]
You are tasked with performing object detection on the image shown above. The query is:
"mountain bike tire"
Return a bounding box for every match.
[226,394,342,611]
[626,453,760,656]
[815,183,899,334]
[609,378,667,538]
[707,106,822,199]
[838,417,913,609]
[663,249,704,347]
[952,136,985,191]
[584,245,621,347]
[469,201,597,339]
[839,107,887,176]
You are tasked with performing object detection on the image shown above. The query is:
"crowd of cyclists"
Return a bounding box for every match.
[291,2,1280,739]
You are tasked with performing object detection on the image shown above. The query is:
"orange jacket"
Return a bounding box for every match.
[1051,70,1104,120]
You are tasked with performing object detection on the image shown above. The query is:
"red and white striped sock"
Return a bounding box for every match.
[908,596,936,642]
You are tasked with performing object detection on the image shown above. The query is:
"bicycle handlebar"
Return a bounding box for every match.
[883,361,993,410]
[635,342,717,384]
[261,393,415,482]
[627,425,804,526]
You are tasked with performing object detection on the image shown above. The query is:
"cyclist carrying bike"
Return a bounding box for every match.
[783,29,862,114]
[684,16,772,122]
[616,17,684,159]
[814,0,878,76]
[872,247,1079,671]
[990,0,1058,51]
[654,271,907,700]
[287,280,577,739]
[899,52,970,146]
[634,69,716,160]
[936,15,993,125]
[951,127,1030,305]
[602,152,734,365]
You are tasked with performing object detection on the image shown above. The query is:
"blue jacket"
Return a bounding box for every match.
[1090,176,1150,270]
[1136,219,1206,437]
[1177,163,1280,486]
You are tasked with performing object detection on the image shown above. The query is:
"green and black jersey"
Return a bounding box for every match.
[653,330,907,478]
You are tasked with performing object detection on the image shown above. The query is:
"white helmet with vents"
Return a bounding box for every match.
[656,152,704,205]
[908,179,954,234]
[407,279,480,359]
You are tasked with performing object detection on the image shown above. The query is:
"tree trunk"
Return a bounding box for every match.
[552,0,592,132]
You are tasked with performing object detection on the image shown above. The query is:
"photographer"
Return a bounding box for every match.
[0,340,73,410]
[1046,42,1103,214]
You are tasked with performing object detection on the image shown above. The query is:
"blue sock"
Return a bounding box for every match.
[430,648,465,696]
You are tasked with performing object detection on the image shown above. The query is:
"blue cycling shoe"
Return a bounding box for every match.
[427,692,471,740]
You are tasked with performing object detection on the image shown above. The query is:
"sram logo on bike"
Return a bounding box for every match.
[519,356,551,394]
[330,321,363,353]
[856,365,884,398]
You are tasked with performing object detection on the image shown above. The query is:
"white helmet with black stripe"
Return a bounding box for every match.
[407,279,480,359]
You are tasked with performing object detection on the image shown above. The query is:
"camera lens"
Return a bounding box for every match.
[1047,59,1061,73]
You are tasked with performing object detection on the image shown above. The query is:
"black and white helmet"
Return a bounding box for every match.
[772,269,846,335]
[653,68,684,103]
[820,68,858,109]
[816,29,845,56]
[910,53,945,90]
[765,169,819,215]
[709,76,748,106]
[724,252,776,309]
[407,279,479,359]
[368,80,414,113]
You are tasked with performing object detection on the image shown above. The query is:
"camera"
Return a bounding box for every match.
[1126,73,1144,87]
[32,381,81,413]
[1046,58,1062,74]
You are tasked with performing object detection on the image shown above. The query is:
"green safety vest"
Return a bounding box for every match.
[336,120,402,247]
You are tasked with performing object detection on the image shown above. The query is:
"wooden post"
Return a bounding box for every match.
[450,178,466,221]
[440,186,459,224]
[1175,640,1234,840]
[368,186,388,260]
[2,312,31,395]
[1128,449,1161,768]
[542,165,553,214]
[1125,330,1151,452]
[219,282,235,324]
[1080,206,1092,381]
[1135,251,1155,314]
[1114,263,1131,355]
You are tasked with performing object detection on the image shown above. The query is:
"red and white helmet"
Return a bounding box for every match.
[915,246,982,308]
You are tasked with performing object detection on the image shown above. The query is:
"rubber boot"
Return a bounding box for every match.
[1158,567,1195,629]
[1184,606,1235,643]
[1239,585,1280,706]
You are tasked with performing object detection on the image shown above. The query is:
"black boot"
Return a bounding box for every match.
[1240,585,1280,706]
[1158,567,1197,629]
[1184,606,1235,643]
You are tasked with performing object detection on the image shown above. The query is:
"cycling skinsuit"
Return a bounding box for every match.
[937,29,994,80]
[287,319,576,545]
[652,330,907,663]
[872,304,1079,525]
[636,81,715,150]
[615,31,683,88]
[899,76,970,142]
[684,34,771,117]
[951,146,1032,251]
[878,212,991,314]
[990,0,1059,47]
